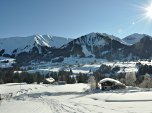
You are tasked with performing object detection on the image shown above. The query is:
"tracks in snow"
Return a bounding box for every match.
[39,98,89,113]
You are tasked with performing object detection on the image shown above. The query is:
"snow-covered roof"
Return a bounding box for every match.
[70,74,77,78]
[99,78,122,84]
[46,77,55,83]
[14,71,23,74]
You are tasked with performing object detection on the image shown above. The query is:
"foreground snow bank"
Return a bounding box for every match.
[1,83,152,113]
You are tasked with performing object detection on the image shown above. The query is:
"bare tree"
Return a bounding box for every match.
[88,76,96,90]
[140,73,152,88]
[125,72,136,86]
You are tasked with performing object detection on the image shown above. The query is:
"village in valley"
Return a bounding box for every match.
[1,58,152,113]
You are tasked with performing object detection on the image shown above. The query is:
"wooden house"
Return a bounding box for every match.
[98,78,126,90]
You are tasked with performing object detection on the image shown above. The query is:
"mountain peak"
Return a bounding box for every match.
[123,33,145,45]
[0,35,72,55]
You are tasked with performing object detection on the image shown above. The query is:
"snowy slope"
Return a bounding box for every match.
[75,32,109,46]
[123,33,145,45]
[102,33,127,44]
[1,83,152,113]
[65,32,127,57]
[0,34,72,55]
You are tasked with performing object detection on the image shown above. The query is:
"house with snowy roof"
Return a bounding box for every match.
[98,78,126,90]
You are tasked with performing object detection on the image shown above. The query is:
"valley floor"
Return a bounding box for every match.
[0,83,152,113]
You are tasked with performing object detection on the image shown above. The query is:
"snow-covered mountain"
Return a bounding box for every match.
[56,32,128,59]
[123,33,145,45]
[102,33,127,44]
[1,32,152,66]
[0,34,72,56]
[69,32,125,46]
[53,33,152,62]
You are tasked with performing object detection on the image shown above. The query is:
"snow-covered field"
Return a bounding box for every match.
[1,83,152,113]
[26,59,152,75]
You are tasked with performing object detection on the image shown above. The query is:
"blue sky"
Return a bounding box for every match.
[0,0,152,38]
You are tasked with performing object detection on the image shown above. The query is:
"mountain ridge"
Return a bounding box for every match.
[0,32,152,66]
[0,34,72,56]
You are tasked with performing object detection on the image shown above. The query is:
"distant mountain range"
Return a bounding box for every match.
[0,32,151,65]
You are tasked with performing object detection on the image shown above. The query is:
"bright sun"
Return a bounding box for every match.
[145,3,152,19]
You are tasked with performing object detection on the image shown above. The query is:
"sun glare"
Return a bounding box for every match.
[145,3,152,20]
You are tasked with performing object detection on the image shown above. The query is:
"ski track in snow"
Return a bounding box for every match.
[41,98,87,113]
[12,92,131,113]
[12,91,91,113]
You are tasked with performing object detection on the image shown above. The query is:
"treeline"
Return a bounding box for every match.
[0,68,44,84]
[46,71,89,84]
[136,62,152,75]
[1,63,152,88]
[0,67,89,84]
[95,64,152,88]
[0,64,122,85]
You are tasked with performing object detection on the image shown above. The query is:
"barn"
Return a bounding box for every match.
[98,78,126,90]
